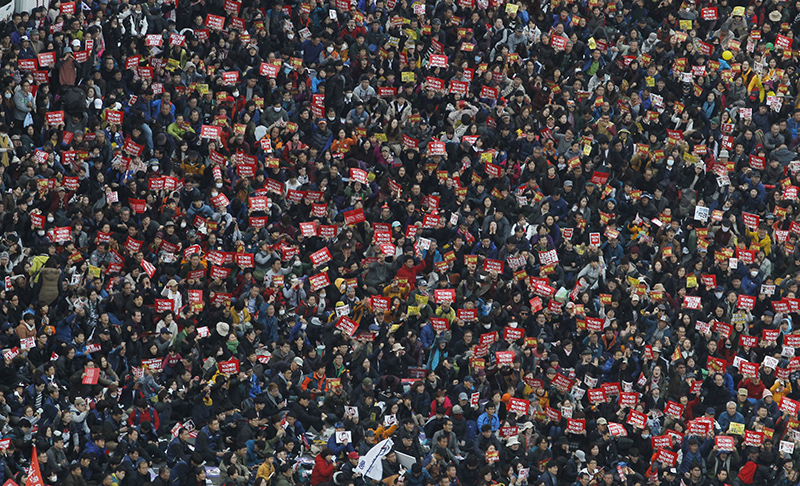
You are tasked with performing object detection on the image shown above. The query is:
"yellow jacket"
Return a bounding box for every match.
[745,229,772,256]
[770,380,792,406]
[231,306,252,325]
[747,75,765,103]
[257,460,275,484]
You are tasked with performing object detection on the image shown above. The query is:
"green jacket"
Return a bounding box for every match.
[273,473,293,486]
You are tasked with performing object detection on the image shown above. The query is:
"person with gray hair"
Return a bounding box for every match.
[716,400,744,432]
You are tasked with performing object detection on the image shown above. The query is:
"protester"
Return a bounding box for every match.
[4,0,800,486]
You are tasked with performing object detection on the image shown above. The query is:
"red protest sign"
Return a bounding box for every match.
[551,35,567,50]
[45,111,64,125]
[740,335,758,348]
[655,448,678,467]
[715,435,735,451]
[482,258,504,273]
[434,289,455,304]
[336,316,358,336]
[18,58,36,71]
[665,401,684,418]
[503,327,524,341]
[430,317,449,332]
[742,212,760,230]
[129,198,146,214]
[457,309,477,321]
[146,34,163,46]
[429,54,448,67]
[684,296,702,309]
[495,350,514,365]
[700,274,717,288]
[82,368,100,384]
[701,7,718,19]
[567,418,586,434]
[744,430,764,446]
[737,294,755,310]
[260,62,279,78]
[350,168,368,184]
[618,392,638,407]
[739,360,758,376]
[218,359,240,374]
[344,208,366,225]
[310,247,332,266]
[155,299,173,313]
[200,125,222,139]
[206,14,225,29]
[105,109,124,125]
[309,272,330,291]
[551,373,574,390]
[588,388,607,403]
[428,140,446,155]
[781,396,800,415]
[499,426,519,438]
[507,397,529,414]
[776,34,792,50]
[123,139,144,157]
[627,409,647,428]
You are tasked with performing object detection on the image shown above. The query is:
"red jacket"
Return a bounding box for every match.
[128,406,160,431]
[395,260,427,283]
[310,454,335,486]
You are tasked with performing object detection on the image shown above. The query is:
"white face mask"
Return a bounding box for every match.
[279,309,285,315]
[180,221,187,228]
[47,216,54,223]
[232,91,239,97]
[273,106,282,112]
[216,182,223,188]
[751,270,758,277]
[327,46,334,52]
[38,230,45,235]
[211,191,218,197]
[715,292,723,298]
[4,93,10,99]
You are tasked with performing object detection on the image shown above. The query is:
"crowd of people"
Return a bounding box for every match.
[1,0,800,485]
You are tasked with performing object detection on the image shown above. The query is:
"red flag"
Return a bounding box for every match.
[26,445,44,486]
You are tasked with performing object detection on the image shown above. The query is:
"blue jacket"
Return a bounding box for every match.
[545,196,569,221]
[716,410,744,432]
[326,430,355,457]
[476,412,499,432]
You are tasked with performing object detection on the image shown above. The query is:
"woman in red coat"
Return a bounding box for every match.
[310,448,337,486]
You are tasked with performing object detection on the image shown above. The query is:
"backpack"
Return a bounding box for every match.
[61,86,86,118]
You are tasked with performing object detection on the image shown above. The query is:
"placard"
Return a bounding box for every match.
[82,368,100,384]
[218,359,239,374]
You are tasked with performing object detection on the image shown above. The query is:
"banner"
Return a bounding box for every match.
[355,439,394,480]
